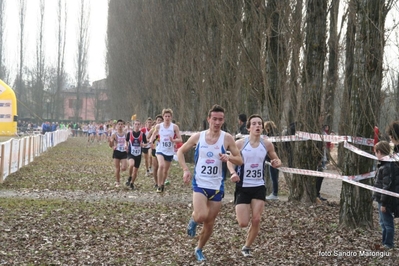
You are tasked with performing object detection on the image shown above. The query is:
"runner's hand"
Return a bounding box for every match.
[183,170,191,184]
[219,153,230,162]
[230,173,240,183]
[271,159,281,168]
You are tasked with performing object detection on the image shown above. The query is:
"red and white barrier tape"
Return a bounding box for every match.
[347,171,376,182]
[343,141,377,160]
[182,130,375,147]
[183,130,399,197]
[343,141,399,162]
[344,178,399,199]
[296,131,375,146]
[265,135,307,143]
[266,162,399,199]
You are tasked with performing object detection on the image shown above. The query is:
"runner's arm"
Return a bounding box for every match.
[172,125,183,143]
[263,136,282,168]
[224,134,243,166]
[177,133,199,169]
[227,139,244,182]
[148,125,160,144]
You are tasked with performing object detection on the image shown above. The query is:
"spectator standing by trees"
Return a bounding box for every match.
[264,120,280,200]
[316,124,330,201]
[373,140,399,249]
[41,121,48,135]
[236,114,249,136]
[321,124,332,169]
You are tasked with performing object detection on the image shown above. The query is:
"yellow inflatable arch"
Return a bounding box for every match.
[0,79,17,136]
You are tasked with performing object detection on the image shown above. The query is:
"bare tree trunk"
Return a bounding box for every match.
[239,0,265,117]
[290,0,327,203]
[281,0,303,190]
[339,1,356,140]
[339,0,392,229]
[17,0,26,118]
[0,0,7,82]
[75,0,90,122]
[55,0,67,120]
[265,0,288,125]
[396,73,399,120]
[32,0,46,120]
[323,0,339,128]
[287,0,303,125]
[263,0,289,193]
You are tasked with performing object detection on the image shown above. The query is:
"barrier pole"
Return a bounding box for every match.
[28,136,31,164]
[8,139,13,175]
[17,138,21,170]
[0,143,4,183]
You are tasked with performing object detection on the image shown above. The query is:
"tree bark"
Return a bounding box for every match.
[290,0,327,203]
[323,0,339,129]
[75,0,90,122]
[339,0,391,229]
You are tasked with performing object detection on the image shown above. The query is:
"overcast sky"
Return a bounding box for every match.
[3,0,108,85]
[3,1,399,89]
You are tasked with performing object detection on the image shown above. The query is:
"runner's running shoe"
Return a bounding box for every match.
[241,246,253,257]
[187,217,198,237]
[194,247,206,261]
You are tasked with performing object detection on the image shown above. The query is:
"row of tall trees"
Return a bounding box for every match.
[0,0,91,122]
[107,0,398,228]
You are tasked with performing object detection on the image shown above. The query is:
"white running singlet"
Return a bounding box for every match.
[157,122,175,156]
[193,131,227,190]
[237,137,267,187]
[115,133,126,152]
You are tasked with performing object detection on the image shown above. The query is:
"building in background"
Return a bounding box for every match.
[61,79,110,122]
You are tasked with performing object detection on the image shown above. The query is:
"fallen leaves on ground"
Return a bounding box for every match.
[0,137,397,265]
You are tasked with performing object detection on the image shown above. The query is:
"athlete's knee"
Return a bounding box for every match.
[251,215,261,226]
[236,215,251,227]
[238,220,250,228]
[158,163,166,169]
[193,213,208,224]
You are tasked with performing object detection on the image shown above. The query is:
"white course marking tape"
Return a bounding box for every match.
[265,162,399,199]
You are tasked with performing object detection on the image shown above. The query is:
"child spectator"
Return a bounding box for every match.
[373,140,399,249]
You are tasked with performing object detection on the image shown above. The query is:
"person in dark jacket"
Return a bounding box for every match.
[387,120,399,153]
[373,140,399,249]
[264,120,280,200]
[237,114,249,135]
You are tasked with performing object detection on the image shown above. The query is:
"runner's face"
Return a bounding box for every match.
[249,117,263,135]
[133,122,140,131]
[146,121,152,127]
[117,122,124,130]
[163,113,172,122]
[208,112,224,130]
[156,118,163,124]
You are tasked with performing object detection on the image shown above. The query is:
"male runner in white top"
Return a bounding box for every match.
[149,108,182,192]
[177,104,243,262]
[227,114,281,257]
